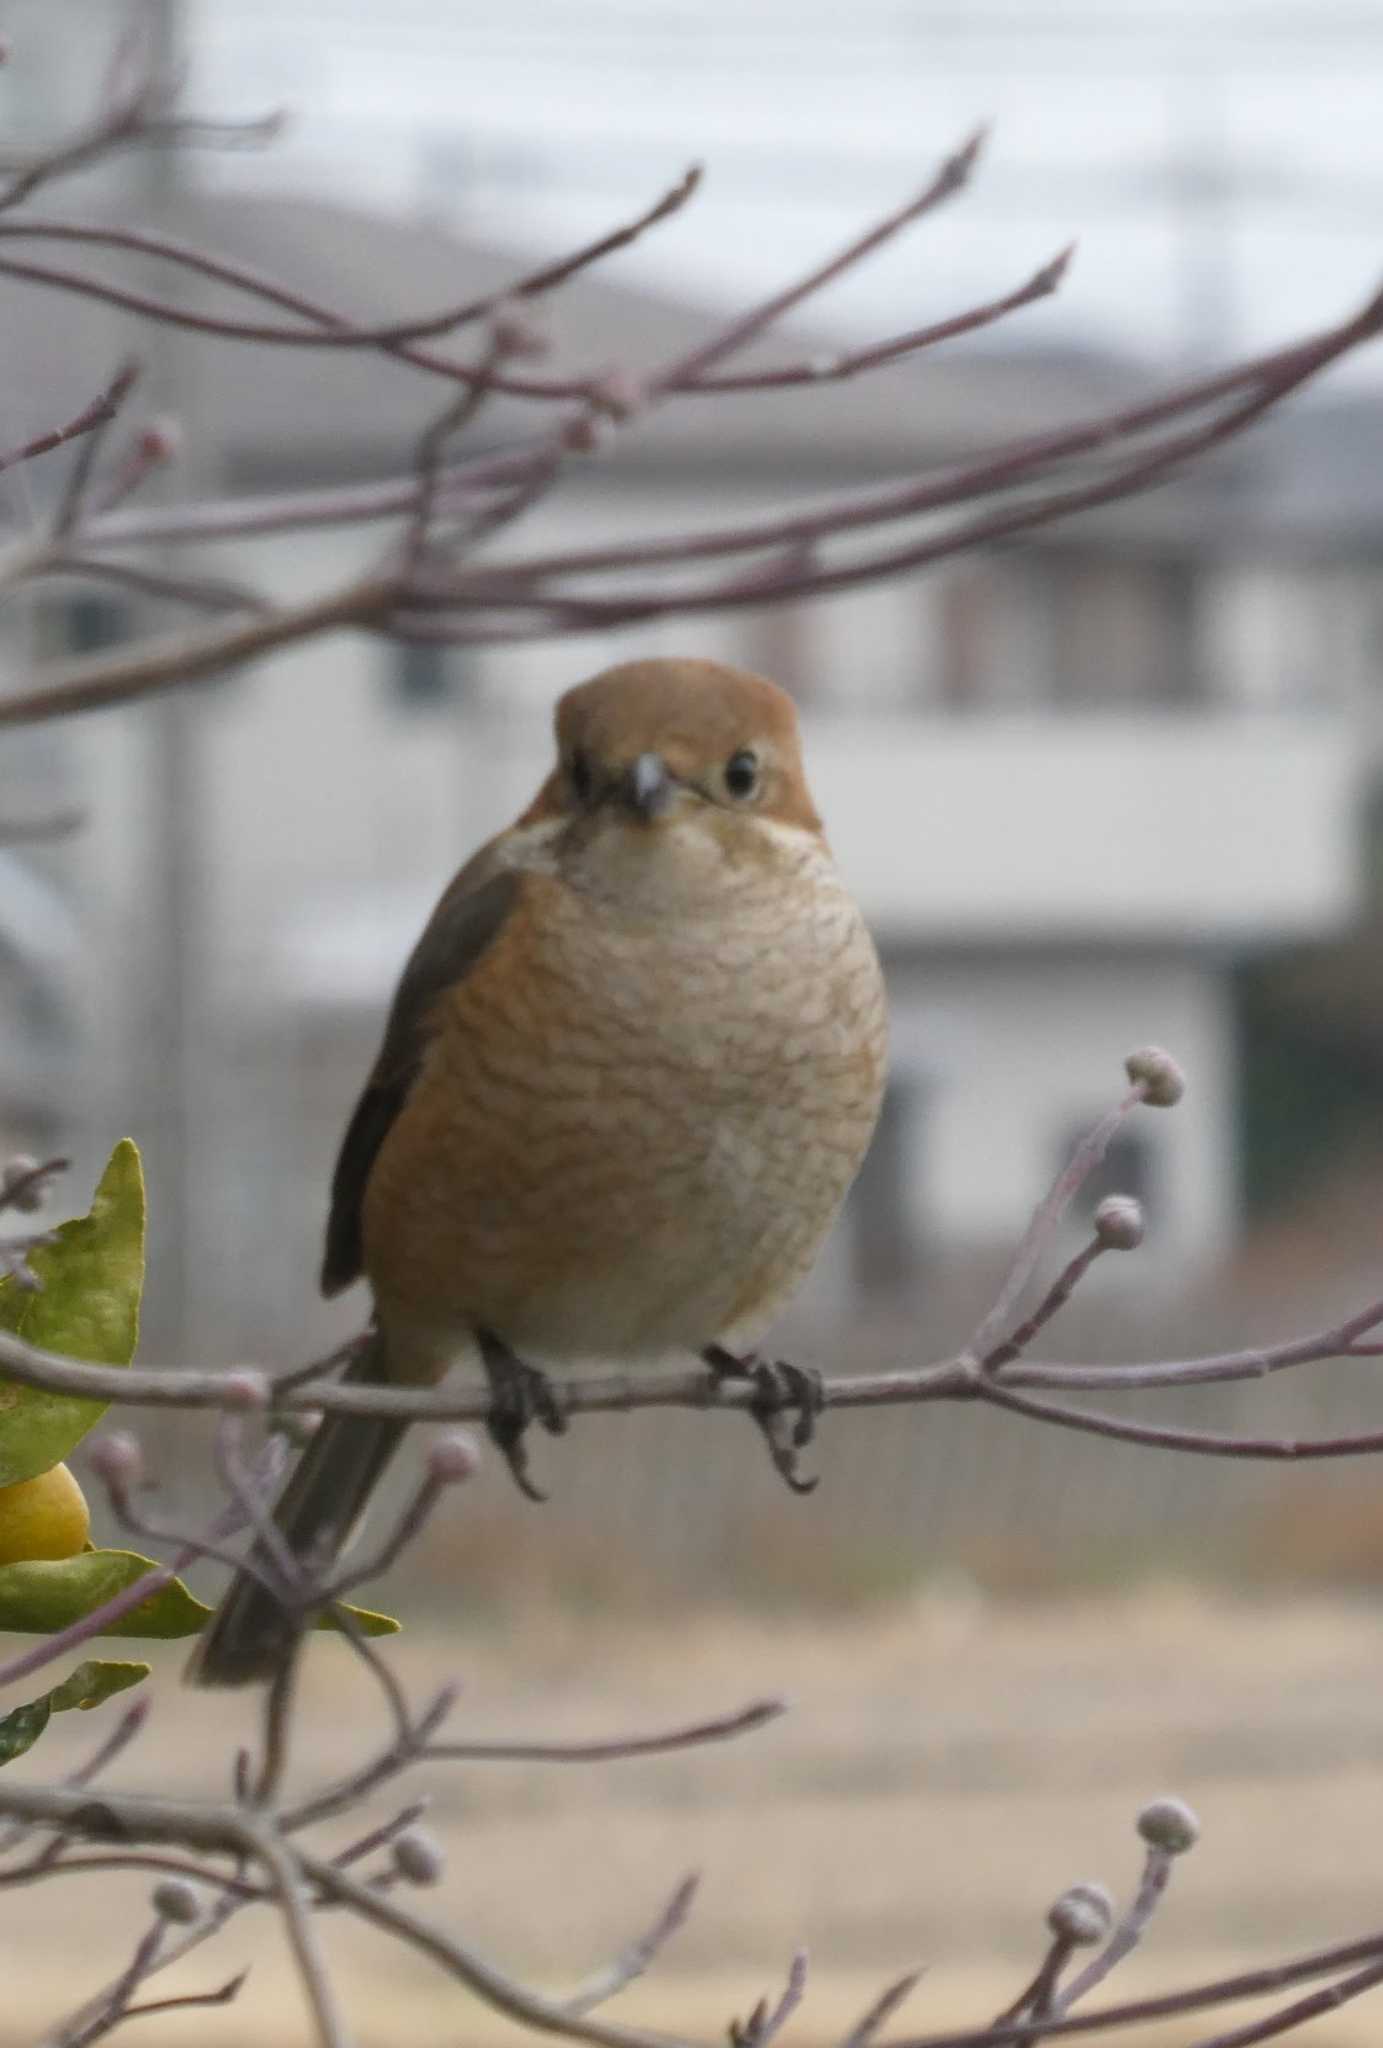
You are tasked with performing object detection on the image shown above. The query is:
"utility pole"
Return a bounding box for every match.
[1166,52,1238,368]
[131,0,201,1362]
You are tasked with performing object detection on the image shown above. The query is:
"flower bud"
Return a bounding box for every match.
[428,1431,480,1485]
[151,1877,200,1924]
[488,306,548,359]
[1047,1880,1113,1946]
[1124,1047,1185,1108]
[1137,1796,1200,1854]
[392,1827,445,1886]
[222,1368,269,1411]
[590,370,644,421]
[137,416,182,466]
[89,1431,143,1489]
[1094,1195,1145,1251]
[561,411,609,455]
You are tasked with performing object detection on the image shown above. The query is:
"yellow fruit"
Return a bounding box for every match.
[0,1462,90,1566]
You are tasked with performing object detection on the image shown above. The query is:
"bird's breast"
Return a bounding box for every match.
[363,843,886,1366]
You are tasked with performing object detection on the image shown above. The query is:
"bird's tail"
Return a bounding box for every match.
[186,1330,405,1689]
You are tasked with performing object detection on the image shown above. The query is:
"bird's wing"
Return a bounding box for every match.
[320,844,523,1297]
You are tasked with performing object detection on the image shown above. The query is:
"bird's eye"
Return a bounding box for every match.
[569,749,594,804]
[723,749,760,800]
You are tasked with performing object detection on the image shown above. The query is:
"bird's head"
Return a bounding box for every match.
[525,656,821,862]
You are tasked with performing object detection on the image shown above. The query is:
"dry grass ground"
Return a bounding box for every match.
[7,1586,1383,2046]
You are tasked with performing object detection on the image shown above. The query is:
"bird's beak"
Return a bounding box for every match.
[621,752,675,822]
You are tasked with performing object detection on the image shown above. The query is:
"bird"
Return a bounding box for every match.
[189,655,888,1686]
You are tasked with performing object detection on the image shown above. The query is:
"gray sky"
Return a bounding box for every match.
[181,4,1383,388]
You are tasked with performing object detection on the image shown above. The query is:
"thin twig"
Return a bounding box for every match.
[981,1238,1106,1375]
[839,1969,928,2048]
[250,1657,300,1811]
[655,128,984,391]
[116,1970,250,2028]
[0,32,277,214]
[55,1922,164,2048]
[896,1935,1383,2048]
[991,1936,1077,2028]
[425,1696,786,1767]
[0,1849,263,1902]
[65,1699,152,1792]
[687,245,1073,393]
[52,555,269,615]
[564,1875,699,2016]
[331,1800,430,1872]
[1186,1958,1383,2048]
[426,277,1383,601]
[967,1080,1148,1363]
[1,1299,1382,1435]
[295,1847,678,2048]
[975,1379,1383,1462]
[0,163,701,401]
[400,337,511,572]
[0,1154,69,1214]
[49,361,141,536]
[731,1950,810,2048]
[249,1823,353,2048]
[0,363,135,502]
[0,573,392,725]
[1053,1849,1176,2014]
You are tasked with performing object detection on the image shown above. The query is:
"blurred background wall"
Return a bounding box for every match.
[0,0,1381,1600]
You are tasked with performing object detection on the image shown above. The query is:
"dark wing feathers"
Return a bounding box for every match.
[319,859,522,1296]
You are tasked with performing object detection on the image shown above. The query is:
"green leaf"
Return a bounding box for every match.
[0,1696,50,1764]
[0,1548,210,1638]
[319,1601,400,1639]
[0,1140,146,1486]
[0,1657,149,1766]
[0,1545,398,1641]
[46,1658,150,1710]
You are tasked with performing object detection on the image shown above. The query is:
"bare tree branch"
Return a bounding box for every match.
[0,107,1375,722]
[651,127,985,391]
[680,243,1073,394]
[0,21,279,214]
[0,360,137,489]
[0,164,702,402]
[0,1048,1379,1470]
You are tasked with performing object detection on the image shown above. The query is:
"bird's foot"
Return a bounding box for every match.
[702,1343,823,1495]
[478,1330,567,1502]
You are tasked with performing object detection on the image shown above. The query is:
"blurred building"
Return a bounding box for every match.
[0,188,1377,1358]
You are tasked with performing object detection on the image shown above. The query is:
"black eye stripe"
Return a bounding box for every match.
[569,749,594,801]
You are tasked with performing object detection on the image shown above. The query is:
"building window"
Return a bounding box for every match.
[1042,553,1200,707]
[931,555,1043,710]
[388,640,471,711]
[936,563,995,710]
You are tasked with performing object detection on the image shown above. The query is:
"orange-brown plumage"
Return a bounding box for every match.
[192,656,886,1685]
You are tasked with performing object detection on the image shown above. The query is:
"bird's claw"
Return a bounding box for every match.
[702,1344,823,1495]
[478,1332,567,1503]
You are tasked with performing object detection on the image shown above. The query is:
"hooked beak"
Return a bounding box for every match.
[621,752,675,822]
